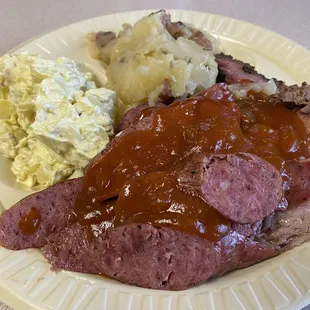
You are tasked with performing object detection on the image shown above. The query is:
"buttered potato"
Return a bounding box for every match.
[88,10,219,115]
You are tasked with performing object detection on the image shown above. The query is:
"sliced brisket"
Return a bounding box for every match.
[43,222,276,290]
[216,53,310,112]
[215,53,268,84]
[41,165,310,290]
[115,102,166,133]
[0,178,82,250]
[258,200,310,252]
[286,159,310,205]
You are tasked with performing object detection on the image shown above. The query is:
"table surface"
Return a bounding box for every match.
[1,0,310,309]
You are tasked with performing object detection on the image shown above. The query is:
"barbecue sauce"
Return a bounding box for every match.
[73,84,309,240]
[114,171,230,241]
[18,207,41,235]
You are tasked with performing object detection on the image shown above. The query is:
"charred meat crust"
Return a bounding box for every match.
[215,53,269,84]
[271,82,310,110]
[215,53,310,112]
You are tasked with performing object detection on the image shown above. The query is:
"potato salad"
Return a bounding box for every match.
[0,53,116,187]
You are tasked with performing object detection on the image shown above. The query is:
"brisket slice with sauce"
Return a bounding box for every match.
[1,86,229,251]
[0,178,82,250]
[41,152,283,290]
[86,84,231,176]
[41,157,310,290]
[1,155,310,291]
[43,223,276,291]
[2,164,308,291]
[116,86,310,137]
[115,102,166,134]
[2,158,310,290]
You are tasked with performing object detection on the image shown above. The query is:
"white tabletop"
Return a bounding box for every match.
[1,0,310,309]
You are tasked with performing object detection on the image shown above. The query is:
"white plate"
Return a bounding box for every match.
[1,9,310,310]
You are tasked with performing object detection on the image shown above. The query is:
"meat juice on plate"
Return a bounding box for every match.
[45,84,310,240]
